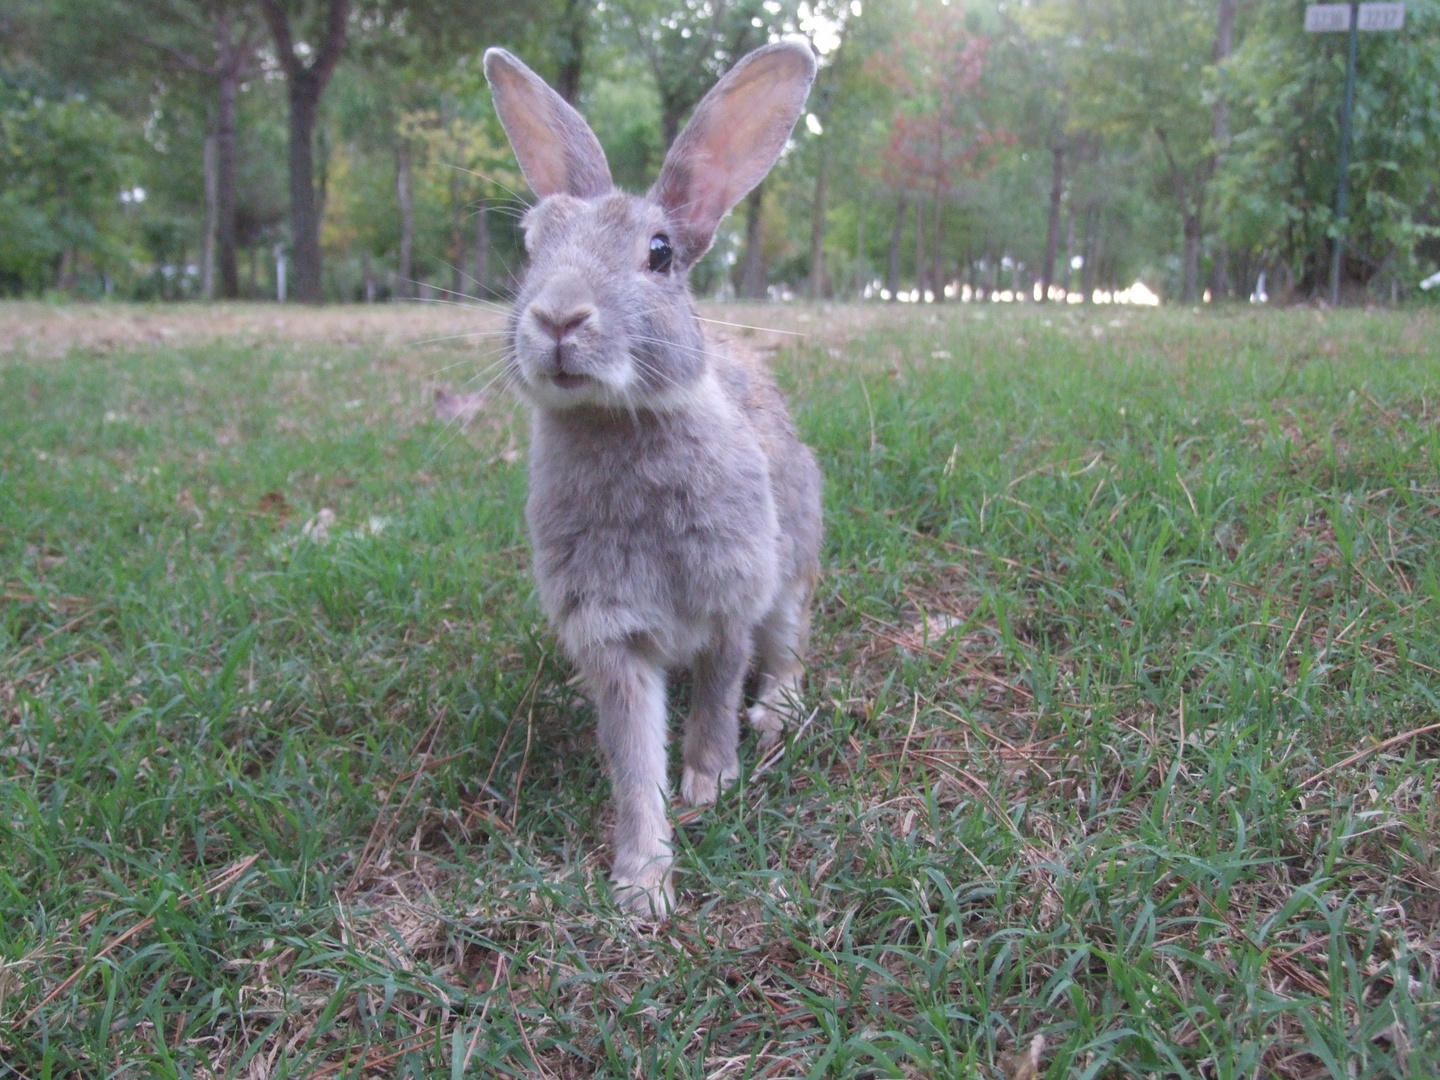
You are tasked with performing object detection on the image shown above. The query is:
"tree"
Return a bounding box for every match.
[1209,0,1236,298]
[1217,0,1440,299]
[129,1,264,299]
[868,4,1007,298]
[798,0,861,300]
[258,0,349,304]
[613,0,794,150]
[553,0,589,104]
[0,82,135,294]
[7,0,266,297]
[394,105,520,298]
[1051,0,1232,301]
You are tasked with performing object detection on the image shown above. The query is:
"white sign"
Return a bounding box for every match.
[1305,3,1352,31]
[1305,3,1405,31]
[1358,2,1405,30]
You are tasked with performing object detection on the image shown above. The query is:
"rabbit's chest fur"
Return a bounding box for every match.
[526,376,781,666]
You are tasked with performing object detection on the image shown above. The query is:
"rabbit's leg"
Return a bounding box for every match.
[589,649,674,917]
[680,628,749,806]
[747,580,812,750]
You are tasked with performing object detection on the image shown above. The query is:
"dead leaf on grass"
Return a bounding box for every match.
[998,1033,1045,1080]
[302,508,335,542]
[257,491,290,520]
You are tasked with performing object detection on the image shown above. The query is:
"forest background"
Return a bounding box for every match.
[2,0,1438,309]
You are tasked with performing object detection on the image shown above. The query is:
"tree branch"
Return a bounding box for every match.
[257,0,296,77]
[1153,125,1189,210]
[310,0,349,88]
[142,36,210,73]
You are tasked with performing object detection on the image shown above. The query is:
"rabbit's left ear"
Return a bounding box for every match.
[484,48,612,200]
[650,40,816,266]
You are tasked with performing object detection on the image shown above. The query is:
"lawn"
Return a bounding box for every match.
[1,300,1437,1079]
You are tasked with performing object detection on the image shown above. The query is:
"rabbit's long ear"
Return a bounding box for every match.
[484,48,612,200]
[650,40,816,266]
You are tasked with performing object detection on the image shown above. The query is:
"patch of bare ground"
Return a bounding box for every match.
[0,300,865,359]
[0,302,511,358]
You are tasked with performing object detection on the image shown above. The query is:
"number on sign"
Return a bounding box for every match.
[1304,3,1352,32]
[1358,2,1405,30]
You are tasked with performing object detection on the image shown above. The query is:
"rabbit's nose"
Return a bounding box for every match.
[531,305,596,343]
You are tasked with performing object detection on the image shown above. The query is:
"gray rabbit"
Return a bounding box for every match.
[484,40,823,916]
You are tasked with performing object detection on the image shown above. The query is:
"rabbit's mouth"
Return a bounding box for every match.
[550,372,592,390]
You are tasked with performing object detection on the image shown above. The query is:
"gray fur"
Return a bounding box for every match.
[485,41,823,917]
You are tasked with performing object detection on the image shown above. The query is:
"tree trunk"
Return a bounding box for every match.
[284,79,324,303]
[363,249,375,302]
[808,129,828,300]
[886,193,907,300]
[556,0,586,105]
[260,0,349,306]
[57,246,76,293]
[450,169,465,299]
[1041,140,1065,301]
[1063,210,1076,298]
[932,191,944,300]
[215,56,241,299]
[1182,213,1202,302]
[854,191,865,297]
[661,96,683,152]
[914,198,925,298]
[1209,0,1237,301]
[396,141,414,300]
[473,204,490,298]
[1080,204,1097,302]
[739,183,766,300]
[202,132,218,299]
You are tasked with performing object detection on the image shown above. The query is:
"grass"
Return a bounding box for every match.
[1,300,1438,1078]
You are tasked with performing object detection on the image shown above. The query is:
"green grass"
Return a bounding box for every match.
[2,302,1438,1078]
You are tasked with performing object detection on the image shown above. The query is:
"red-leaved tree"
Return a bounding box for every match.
[868,8,1010,298]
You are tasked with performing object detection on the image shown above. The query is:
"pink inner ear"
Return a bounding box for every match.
[486,49,611,201]
[652,43,815,260]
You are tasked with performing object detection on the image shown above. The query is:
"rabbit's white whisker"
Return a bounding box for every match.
[444,163,533,208]
[399,282,512,317]
[404,295,510,318]
[407,331,511,348]
[425,354,508,380]
[693,315,808,338]
[431,260,494,300]
[459,353,518,390]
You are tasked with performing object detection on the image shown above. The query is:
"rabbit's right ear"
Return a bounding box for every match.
[484,48,612,200]
[650,40,816,267]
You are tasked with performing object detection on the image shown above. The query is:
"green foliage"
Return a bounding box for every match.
[0,77,137,294]
[1219,0,1440,296]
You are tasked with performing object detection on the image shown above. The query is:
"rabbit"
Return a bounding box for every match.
[483,40,824,917]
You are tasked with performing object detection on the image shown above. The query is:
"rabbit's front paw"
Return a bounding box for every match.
[747,702,786,751]
[680,763,737,806]
[612,869,674,919]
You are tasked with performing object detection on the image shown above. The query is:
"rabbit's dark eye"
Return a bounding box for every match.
[648,234,673,273]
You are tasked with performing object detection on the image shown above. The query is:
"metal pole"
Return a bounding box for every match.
[1329,2,1359,306]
